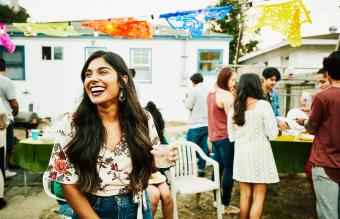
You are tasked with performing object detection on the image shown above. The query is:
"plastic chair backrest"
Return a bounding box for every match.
[171,140,207,177]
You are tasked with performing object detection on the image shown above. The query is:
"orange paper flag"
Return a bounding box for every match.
[82,18,152,39]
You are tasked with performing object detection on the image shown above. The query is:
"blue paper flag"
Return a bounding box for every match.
[160,6,233,38]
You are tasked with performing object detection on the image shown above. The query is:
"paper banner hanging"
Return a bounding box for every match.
[13,23,83,37]
[246,0,312,47]
[81,18,153,39]
[159,6,233,38]
[0,24,16,53]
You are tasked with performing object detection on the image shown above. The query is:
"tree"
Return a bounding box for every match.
[0,4,29,23]
[212,0,259,64]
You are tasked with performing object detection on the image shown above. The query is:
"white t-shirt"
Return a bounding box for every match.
[0,75,16,122]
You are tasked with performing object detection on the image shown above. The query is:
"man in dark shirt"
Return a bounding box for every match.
[306,51,340,218]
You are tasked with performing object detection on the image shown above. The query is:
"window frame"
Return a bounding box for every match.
[42,46,52,60]
[42,46,64,61]
[84,47,107,62]
[130,48,152,83]
[53,46,63,60]
[197,49,223,75]
[0,45,26,80]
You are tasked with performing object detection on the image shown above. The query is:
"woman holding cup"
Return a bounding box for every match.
[44,51,177,219]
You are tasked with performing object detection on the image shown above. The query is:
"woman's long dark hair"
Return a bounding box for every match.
[65,51,153,194]
[145,101,167,144]
[233,73,265,126]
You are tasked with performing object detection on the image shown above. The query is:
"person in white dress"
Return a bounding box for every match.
[228,73,279,219]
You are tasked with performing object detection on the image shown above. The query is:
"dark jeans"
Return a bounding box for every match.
[186,126,208,171]
[72,192,152,219]
[212,138,235,205]
[6,121,14,154]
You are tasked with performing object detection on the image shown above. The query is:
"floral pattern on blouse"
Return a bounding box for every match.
[44,111,160,196]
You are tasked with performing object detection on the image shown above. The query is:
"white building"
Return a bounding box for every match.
[239,33,338,74]
[238,33,338,115]
[1,26,232,122]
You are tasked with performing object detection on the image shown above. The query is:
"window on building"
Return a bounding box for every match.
[54,47,63,60]
[42,46,52,60]
[0,46,25,80]
[85,47,107,61]
[130,48,152,82]
[198,49,223,74]
[42,46,63,60]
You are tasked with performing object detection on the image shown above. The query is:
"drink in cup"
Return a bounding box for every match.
[152,144,171,168]
[31,129,39,140]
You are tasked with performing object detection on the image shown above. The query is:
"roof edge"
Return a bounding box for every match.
[239,38,337,62]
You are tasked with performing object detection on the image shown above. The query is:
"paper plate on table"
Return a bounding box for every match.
[149,171,166,185]
[297,133,314,141]
[286,108,309,131]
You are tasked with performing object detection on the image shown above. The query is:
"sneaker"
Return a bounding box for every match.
[224,205,240,214]
[213,202,240,214]
[5,170,17,179]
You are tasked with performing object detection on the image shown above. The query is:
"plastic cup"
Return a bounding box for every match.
[152,145,171,168]
[31,129,39,140]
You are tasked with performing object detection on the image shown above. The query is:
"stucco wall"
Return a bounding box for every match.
[10,36,229,122]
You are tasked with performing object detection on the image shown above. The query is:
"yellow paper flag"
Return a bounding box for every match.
[13,23,83,37]
[247,0,312,47]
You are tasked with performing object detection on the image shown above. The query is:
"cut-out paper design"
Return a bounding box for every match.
[247,0,312,47]
[13,23,83,37]
[0,24,16,53]
[81,18,152,39]
[159,6,233,38]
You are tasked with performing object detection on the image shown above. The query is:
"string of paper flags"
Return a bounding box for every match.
[1,0,312,53]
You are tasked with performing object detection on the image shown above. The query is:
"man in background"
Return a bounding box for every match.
[262,67,288,130]
[0,59,19,179]
[184,73,209,177]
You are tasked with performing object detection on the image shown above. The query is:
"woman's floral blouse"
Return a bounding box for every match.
[44,112,160,196]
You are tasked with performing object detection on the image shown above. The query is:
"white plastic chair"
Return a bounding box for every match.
[169,140,222,219]
[42,174,66,202]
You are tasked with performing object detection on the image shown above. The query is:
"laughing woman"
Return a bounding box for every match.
[44,51,177,219]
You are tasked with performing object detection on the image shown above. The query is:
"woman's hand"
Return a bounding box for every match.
[150,144,178,168]
[168,145,178,166]
[278,120,289,130]
[295,118,306,126]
